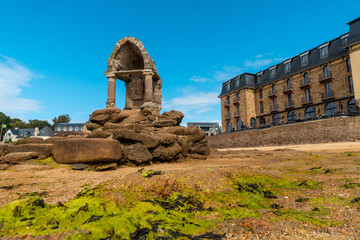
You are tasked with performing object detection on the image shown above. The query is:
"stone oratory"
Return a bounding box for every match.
[105,37,162,112]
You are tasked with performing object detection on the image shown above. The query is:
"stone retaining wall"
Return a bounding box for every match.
[208,116,360,148]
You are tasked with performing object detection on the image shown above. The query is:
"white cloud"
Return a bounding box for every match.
[190,76,210,83]
[163,91,219,118]
[190,65,244,83]
[245,57,287,70]
[0,55,41,113]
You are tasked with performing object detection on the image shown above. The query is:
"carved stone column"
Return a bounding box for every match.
[106,74,116,107]
[144,72,154,102]
[124,81,132,109]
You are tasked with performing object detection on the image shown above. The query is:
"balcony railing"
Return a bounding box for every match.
[321,91,335,101]
[284,101,294,109]
[270,104,279,112]
[301,96,313,105]
[224,102,230,108]
[233,97,240,104]
[225,113,231,120]
[268,90,277,98]
[283,85,293,94]
[319,72,333,83]
[300,79,311,88]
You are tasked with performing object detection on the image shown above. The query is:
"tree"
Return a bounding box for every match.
[27,120,51,129]
[10,118,27,129]
[52,114,71,130]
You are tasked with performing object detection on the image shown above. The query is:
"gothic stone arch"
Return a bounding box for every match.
[104,37,162,110]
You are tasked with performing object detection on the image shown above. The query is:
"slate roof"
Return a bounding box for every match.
[219,17,360,98]
[8,126,54,138]
[9,129,35,138]
[38,126,54,137]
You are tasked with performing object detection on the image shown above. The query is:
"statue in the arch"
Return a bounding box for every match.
[104,37,162,112]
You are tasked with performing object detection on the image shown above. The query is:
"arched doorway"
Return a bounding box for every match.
[226,121,232,133]
[325,102,337,116]
[272,114,280,126]
[287,110,296,123]
[259,117,266,127]
[250,118,256,128]
[348,98,358,114]
[305,107,316,119]
[236,119,243,130]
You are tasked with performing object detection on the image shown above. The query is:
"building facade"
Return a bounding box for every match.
[187,122,220,136]
[54,123,85,132]
[219,17,360,133]
[2,126,54,143]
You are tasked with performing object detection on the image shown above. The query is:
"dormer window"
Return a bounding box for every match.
[300,51,309,66]
[284,59,291,73]
[341,34,349,45]
[319,42,329,59]
[235,78,240,87]
[257,72,263,83]
[270,66,276,79]
[225,82,230,91]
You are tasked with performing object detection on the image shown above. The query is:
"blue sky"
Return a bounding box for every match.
[0,1,359,126]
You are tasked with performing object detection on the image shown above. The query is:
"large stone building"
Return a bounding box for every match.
[219,17,360,133]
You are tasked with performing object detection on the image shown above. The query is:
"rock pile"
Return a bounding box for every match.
[78,106,209,165]
[0,107,209,168]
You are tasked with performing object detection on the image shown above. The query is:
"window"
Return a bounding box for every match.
[75,127,78,131]
[323,65,330,78]
[63,126,67,131]
[227,96,230,104]
[259,117,266,127]
[347,58,352,72]
[236,119,243,130]
[325,102,337,116]
[227,108,230,117]
[305,107,316,119]
[272,114,280,125]
[250,118,256,128]
[348,98,358,114]
[284,60,291,73]
[305,88,311,102]
[257,72,263,83]
[270,67,276,78]
[57,127,61,131]
[236,92,240,101]
[286,78,291,90]
[260,102,264,113]
[304,72,309,84]
[300,52,309,66]
[342,34,349,45]
[226,82,230,91]
[69,127,73,131]
[272,84,276,94]
[259,89,263,99]
[226,122,232,133]
[288,110,296,123]
[273,98,278,110]
[287,93,293,106]
[325,82,332,97]
[349,76,354,93]
[235,78,240,87]
[236,105,240,116]
[319,44,329,59]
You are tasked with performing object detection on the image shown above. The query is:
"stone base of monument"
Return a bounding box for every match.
[50,106,209,166]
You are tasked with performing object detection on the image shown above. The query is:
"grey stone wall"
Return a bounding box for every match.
[208,116,360,148]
